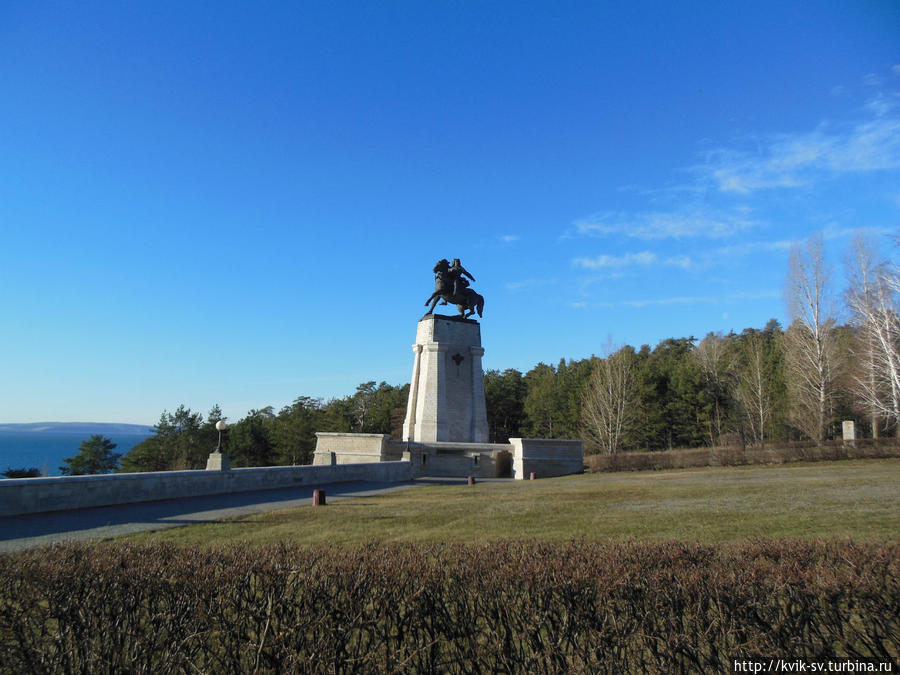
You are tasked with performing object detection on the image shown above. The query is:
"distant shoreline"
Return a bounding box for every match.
[0,422,153,435]
[0,428,152,477]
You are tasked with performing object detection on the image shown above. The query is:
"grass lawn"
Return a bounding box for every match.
[122,458,900,547]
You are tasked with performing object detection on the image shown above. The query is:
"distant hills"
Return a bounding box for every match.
[0,422,153,435]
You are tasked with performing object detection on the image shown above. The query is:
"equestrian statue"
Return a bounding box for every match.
[424,258,485,319]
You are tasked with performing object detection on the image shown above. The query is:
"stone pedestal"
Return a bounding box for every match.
[401,314,489,443]
[205,451,231,471]
[842,420,856,443]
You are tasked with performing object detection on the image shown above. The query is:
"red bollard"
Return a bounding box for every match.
[467,476,475,486]
[313,489,326,506]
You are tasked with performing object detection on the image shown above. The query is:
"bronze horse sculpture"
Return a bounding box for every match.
[424,259,485,319]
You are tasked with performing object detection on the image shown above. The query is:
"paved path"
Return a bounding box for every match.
[0,479,442,552]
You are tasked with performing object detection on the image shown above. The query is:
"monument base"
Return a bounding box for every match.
[402,313,489,444]
[205,451,231,471]
[312,433,583,480]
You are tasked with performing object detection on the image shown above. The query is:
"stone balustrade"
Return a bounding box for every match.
[0,461,414,517]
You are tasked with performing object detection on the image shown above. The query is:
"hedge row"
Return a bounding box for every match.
[585,438,900,473]
[1,540,897,673]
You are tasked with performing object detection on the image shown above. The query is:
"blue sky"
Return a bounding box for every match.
[1,2,898,424]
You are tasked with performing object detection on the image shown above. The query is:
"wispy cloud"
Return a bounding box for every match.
[712,239,794,257]
[572,205,759,240]
[693,97,900,194]
[621,295,714,308]
[664,255,692,269]
[573,251,656,269]
[499,234,519,243]
[863,73,885,87]
[573,290,779,310]
[730,290,780,301]
[569,300,614,309]
[505,278,557,292]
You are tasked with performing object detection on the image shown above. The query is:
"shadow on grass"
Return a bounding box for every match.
[0,480,416,544]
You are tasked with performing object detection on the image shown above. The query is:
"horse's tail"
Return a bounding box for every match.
[476,293,484,317]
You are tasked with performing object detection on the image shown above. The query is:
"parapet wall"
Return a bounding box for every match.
[312,434,584,480]
[391,440,513,479]
[0,461,414,518]
[313,433,396,465]
[508,438,585,479]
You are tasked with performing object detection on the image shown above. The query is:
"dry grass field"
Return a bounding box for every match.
[123,458,900,547]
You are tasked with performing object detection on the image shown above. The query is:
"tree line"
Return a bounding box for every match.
[119,381,409,472]
[48,230,897,474]
[490,232,898,452]
[573,231,899,453]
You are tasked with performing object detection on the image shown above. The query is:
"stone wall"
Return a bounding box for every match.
[0,461,414,518]
[312,433,394,465]
[508,438,584,479]
[389,440,513,478]
[312,434,583,480]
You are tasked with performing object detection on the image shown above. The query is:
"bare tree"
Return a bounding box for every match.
[581,341,637,454]
[783,233,840,443]
[735,333,772,446]
[693,332,734,446]
[845,233,900,435]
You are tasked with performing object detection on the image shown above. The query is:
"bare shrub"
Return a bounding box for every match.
[585,438,900,472]
[1,540,897,672]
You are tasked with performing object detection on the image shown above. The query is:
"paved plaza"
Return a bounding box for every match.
[0,479,431,552]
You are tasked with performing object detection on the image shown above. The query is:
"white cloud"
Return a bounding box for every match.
[622,295,714,308]
[893,65,900,77]
[864,93,900,117]
[499,234,519,243]
[573,251,656,269]
[695,100,900,194]
[580,290,779,310]
[863,73,884,87]
[505,278,557,291]
[573,206,759,240]
[664,255,692,269]
[569,300,614,309]
[730,290,780,301]
[822,224,896,241]
[712,239,794,258]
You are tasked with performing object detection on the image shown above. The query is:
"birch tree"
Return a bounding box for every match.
[735,333,772,446]
[581,342,637,454]
[693,332,734,447]
[845,233,900,434]
[783,234,840,443]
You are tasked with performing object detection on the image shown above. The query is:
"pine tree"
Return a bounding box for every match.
[60,435,121,475]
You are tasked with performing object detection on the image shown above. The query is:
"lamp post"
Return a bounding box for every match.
[206,420,231,471]
[216,420,226,452]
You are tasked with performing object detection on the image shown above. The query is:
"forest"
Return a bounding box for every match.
[120,232,899,471]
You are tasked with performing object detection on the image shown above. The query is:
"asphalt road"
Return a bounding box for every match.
[0,479,438,552]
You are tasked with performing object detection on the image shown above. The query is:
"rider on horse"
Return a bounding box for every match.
[448,258,475,297]
[435,258,475,304]
[426,258,485,318]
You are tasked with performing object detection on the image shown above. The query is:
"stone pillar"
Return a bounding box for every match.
[469,346,488,442]
[842,420,856,443]
[402,314,489,443]
[401,344,423,441]
[205,451,230,471]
